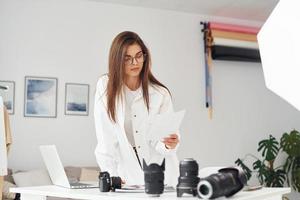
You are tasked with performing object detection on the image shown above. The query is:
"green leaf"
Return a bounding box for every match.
[235,130,300,191]
[253,160,267,185]
[281,130,300,191]
[283,156,293,186]
[235,158,252,180]
[292,168,300,192]
[258,135,279,162]
[265,169,286,187]
[280,130,300,157]
[291,157,300,192]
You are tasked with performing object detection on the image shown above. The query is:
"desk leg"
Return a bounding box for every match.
[20,194,47,200]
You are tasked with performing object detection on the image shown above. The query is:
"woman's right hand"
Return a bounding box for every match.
[163,133,179,149]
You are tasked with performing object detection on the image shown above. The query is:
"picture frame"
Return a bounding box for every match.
[0,80,15,114]
[65,83,89,116]
[24,76,58,118]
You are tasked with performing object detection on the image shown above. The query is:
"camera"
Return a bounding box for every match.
[99,171,122,192]
[143,159,165,197]
[197,167,247,199]
[176,158,200,197]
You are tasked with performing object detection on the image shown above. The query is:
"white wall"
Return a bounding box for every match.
[1,0,300,192]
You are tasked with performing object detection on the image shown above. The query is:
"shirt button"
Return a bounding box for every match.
[134,115,137,117]
[138,146,141,148]
[136,130,138,133]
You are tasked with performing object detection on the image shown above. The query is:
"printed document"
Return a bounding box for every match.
[147,110,186,141]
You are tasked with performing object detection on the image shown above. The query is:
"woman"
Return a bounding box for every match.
[94,31,179,187]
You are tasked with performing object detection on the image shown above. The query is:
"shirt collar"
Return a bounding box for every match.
[130,84,157,102]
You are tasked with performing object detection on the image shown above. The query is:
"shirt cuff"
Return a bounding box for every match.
[155,141,178,156]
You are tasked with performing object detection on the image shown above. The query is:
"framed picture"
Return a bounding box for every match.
[65,83,89,116]
[0,81,15,114]
[24,76,58,118]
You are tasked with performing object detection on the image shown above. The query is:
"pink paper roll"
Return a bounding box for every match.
[209,22,260,34]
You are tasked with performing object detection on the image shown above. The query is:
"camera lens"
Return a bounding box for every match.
[143,159,165,197]
[176,158,200,197]
[199,183,210,195]
[180,158,199,176]
[197,167,247,199]
[111,176,122,191]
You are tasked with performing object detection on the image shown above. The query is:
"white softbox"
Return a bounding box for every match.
[258,0,300,111]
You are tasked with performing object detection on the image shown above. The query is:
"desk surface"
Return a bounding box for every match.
[11,186,291,200]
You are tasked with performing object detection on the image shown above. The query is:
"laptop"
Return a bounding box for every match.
[40,145,98,189]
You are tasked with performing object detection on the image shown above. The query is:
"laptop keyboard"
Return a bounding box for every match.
[71,182,92,186]
[70,182,96,188]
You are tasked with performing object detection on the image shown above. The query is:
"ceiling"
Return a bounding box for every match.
[89,0,279,22]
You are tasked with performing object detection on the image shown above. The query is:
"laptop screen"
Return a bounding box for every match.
[40,145,71,188]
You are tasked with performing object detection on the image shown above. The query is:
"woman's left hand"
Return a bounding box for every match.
[163,133,179,149]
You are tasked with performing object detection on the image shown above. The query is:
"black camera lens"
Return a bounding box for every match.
[111,176,122,191]
[176,158,200,197]
[143,159,165,197]
[99,171,122,192]
[197,167,247,199]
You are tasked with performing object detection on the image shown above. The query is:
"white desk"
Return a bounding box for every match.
[10,186,290,200]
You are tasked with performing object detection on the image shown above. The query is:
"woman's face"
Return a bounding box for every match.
[124,43,145,79]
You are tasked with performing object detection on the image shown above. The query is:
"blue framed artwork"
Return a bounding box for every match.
[24,76,58,118]
[65,83,89,116]
[0,80,15,114]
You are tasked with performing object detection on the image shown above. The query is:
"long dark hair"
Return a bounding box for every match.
[106,31,170,123]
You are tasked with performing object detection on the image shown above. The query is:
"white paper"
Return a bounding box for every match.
[147,110,186,141]
[115,185,174,193]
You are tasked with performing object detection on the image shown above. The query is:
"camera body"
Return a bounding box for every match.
[197,167,247,199]
[99,171,122,192]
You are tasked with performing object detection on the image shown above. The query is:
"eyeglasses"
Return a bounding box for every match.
[124,52,146,65]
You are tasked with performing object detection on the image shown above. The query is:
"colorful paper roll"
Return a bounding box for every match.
[211,30,257,42]
[213,37,259,49]
[209,22,260,34]
[211,45,261,62]
[201,21,260,119]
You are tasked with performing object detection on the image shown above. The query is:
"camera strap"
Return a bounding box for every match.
[133,147,142,169]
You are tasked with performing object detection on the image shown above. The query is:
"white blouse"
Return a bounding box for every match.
[94,75,179,186]
[124,85,141,148]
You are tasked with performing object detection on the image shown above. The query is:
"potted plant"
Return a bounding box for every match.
[235,130,300,192]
